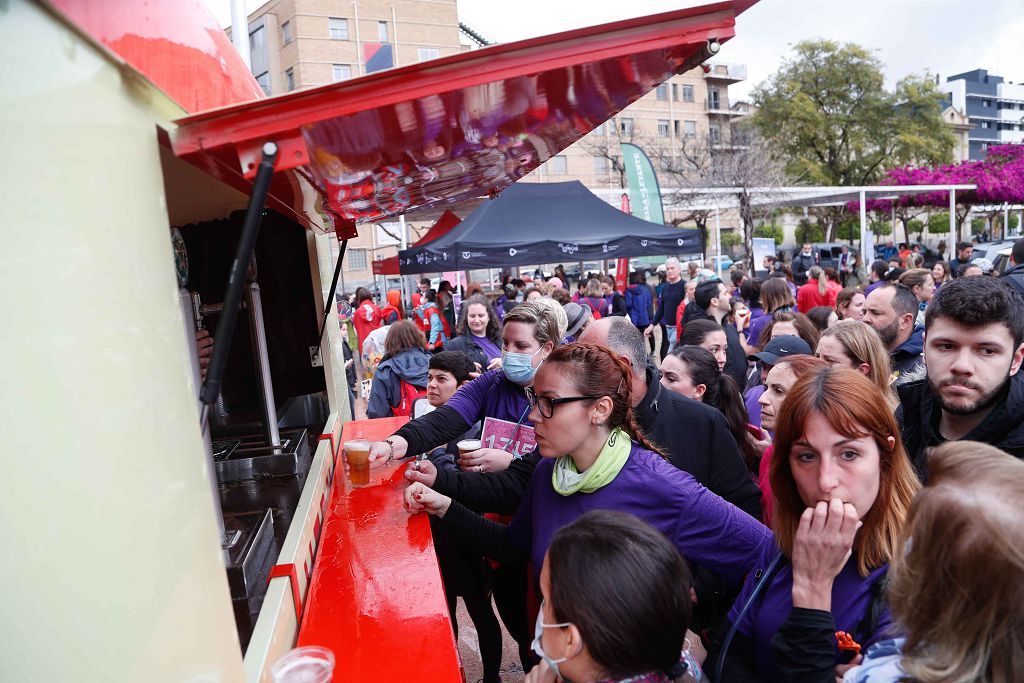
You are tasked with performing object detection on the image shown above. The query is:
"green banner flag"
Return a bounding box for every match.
[620,142,665,225]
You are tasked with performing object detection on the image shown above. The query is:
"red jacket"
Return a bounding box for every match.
[353,300,383,350]
[796,282,837,312]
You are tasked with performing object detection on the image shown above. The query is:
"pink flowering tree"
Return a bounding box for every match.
[846,144,1024,244]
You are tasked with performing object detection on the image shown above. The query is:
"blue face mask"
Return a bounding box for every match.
[502,347,543,385]
[531,601,574,679]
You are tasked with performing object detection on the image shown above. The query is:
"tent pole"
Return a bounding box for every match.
[859,190,868,269]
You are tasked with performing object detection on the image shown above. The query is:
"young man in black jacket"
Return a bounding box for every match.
[897,276,1024,481]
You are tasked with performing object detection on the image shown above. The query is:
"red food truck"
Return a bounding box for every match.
[2,0,754,680]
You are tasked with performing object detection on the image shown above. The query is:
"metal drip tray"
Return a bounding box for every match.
[214,428,311,482]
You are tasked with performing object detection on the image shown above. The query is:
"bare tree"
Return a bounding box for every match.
[654,123,789,275]
[579,121,657,190]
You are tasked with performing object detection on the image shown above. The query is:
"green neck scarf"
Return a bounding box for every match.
[551,428,631,496]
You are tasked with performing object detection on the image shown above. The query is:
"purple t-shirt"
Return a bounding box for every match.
[728,542,893,682]
[746,310,771,348]
[446,369,532,428]
[507,443,772,585]
[864,280,884,296]
[745,384,766,429]
[471,334,502,362]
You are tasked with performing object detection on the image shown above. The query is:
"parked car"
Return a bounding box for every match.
[992,246,1014,276]
[872,241,942,268]
[969,239,1017,264]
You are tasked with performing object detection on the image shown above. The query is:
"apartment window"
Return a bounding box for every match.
[657,120,670,137]
[285,67,295,91]
[982,99,991,107]
[418,48,440,62]
[708,87,721,110]
[593,122,606,136]
[329,17,348,40]
[593,156,608,173]
[347,249,368,270]
[656,84,668,101]
[981,121,990,129]
[620,118,635,135]
[332,64,351,82]
[671,84,679,101]
[549,155,568,174]
[378,21,389,41]
[682,85,694,102]
[684,120,696,138]
[255,72,270,95]
[709,124,721,144]
[281,20,292,44]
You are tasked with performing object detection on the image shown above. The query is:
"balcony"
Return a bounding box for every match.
[706,99,742,116]
[704,62,747,83]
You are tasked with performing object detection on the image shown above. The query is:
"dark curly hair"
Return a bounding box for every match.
[925,275,1024,347]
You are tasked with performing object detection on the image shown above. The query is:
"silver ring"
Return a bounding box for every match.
[476,465,483,472]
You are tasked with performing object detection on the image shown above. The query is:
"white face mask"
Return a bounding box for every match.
[531,601,575,679]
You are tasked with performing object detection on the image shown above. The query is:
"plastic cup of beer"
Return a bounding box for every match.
[457,439,482,457]
[345,439,371,486]
[270,645,334,683]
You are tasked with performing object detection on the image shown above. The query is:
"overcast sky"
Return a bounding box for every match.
[208,0,1024,99]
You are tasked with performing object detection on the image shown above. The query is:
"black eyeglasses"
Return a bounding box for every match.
[525,387,600,419]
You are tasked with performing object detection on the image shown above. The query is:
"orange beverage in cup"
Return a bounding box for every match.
[457,439,482,457]
[345,440,371,486]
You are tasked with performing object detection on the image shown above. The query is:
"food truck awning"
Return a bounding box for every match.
[170,1,757,236]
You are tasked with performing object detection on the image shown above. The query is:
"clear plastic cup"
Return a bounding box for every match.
[344,439,371,486]
[270,646,335,683]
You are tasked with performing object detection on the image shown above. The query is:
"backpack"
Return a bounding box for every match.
[393,378,427,417]
[380,305,401,325]
[581,297,604,320]
[414,303,451,349]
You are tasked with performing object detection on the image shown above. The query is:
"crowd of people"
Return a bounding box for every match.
[337,236,1024,683]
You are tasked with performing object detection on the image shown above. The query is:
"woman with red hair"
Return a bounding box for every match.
[712,366,920,682]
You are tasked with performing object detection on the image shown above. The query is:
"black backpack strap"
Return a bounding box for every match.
[855,570,890,645]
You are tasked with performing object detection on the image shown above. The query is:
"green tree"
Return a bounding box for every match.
[928,212,951,235]
[906,218,925,241]
[971,217,985,236]
[721,231,744,248]
[836,216,861,242]
[795,218,825,244]
[751,40,955,240]
[753,223,784,244]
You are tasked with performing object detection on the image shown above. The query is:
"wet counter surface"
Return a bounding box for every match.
[297,417,462,681]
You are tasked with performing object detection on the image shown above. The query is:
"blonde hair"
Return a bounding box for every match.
[531,297,569,341]
[898,268,932,299]
[819,320,897,410]
[891,442,1024,683]
[809,265,827,296]
[771,366,920,576]
[584,277,603,298]
[503,300,562,348]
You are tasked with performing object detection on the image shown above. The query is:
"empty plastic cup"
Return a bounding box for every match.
[270,646,335,683]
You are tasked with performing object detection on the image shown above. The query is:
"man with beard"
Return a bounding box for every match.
[863,283,925,386]
[896,276,1024,480]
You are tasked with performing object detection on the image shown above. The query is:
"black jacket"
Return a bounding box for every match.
[792,252,816,286]
[635,364,762,519]
[896,372,1024,480]
[1001,262,1024,299]
[444,333,499,372]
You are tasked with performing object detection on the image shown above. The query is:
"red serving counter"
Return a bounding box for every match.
[298,417,463,681]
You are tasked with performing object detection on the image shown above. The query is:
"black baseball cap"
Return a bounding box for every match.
[748,335,812,365]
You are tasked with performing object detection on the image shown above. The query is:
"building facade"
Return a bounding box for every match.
[942,69,1024,160]
[238,0,464,292]
[236,2,749,287]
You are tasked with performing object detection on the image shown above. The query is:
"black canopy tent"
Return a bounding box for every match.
[397,181,703,273]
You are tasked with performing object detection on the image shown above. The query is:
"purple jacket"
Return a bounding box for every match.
[507,443,772,585]
[728,542,893,682]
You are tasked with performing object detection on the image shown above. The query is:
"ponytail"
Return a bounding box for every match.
[546,343,666,458]
[810,266,827,296]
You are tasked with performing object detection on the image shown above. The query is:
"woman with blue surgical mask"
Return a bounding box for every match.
[366,300,561,676]
[526,510,704,683]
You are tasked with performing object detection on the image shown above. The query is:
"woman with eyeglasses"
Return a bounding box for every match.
[405,342,773,608]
